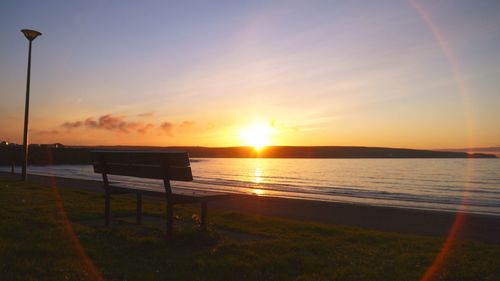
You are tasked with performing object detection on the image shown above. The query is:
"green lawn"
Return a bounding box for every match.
[1,178,499,281]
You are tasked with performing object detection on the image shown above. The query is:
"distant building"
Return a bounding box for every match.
[0,141,17,146]
[54,143,64,148]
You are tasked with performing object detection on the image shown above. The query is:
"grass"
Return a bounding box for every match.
[1,178,499,281]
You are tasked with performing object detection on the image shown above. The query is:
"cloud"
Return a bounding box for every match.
[61,114,153,134]
[160,122,174,135]
[206,122,216,130]
[31,129,60,135]
[84,117,98,128]
[137,112,154,118]
[137,123,154,134]
[180,120,195,129]
[61,121,83,129]
[61,114,198,136]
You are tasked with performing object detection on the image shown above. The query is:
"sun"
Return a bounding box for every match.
[239,120,274,150]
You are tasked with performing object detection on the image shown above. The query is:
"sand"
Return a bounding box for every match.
[2,171,499,244]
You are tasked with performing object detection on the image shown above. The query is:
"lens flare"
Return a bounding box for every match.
[410,1,476,280]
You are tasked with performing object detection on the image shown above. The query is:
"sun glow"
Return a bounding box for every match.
[252,188,265,196]
[239,120,274,150]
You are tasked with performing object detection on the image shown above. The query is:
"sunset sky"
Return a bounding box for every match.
[1,0,499,149]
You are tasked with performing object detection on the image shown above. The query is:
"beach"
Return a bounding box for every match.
[2,171,499,244]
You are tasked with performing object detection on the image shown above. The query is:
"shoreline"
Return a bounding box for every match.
[2,171,500,244]
[3,164,499,218]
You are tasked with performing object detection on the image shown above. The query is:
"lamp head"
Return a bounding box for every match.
[21,29,42,41]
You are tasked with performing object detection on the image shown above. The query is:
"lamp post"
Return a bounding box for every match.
[21,29,42,181]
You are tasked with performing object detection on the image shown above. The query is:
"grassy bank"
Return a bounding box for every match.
[1,178,499,281]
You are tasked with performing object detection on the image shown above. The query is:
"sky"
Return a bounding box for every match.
[1,0,499,149]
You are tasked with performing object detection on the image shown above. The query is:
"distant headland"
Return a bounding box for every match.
[0,142,496,165]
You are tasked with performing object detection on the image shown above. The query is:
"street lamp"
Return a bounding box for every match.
[21,29,42,181]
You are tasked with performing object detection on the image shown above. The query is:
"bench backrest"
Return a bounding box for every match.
[90,150,193,181]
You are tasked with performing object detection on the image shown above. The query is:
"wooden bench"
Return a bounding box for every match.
[90,150,229,237]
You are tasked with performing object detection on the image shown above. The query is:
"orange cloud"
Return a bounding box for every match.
[61,114,153,134]
[180,120,195,129]
[160,122,174,136]
[137,112,154,118]
[31,129,60,135]
[61,121,83,129]
[137,123,154,134]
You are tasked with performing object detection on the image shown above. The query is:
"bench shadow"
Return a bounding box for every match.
[73,214,269,243]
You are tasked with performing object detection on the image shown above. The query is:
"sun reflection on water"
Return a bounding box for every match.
[252,188,265,196]
[253,167,263,183]
[251,162,265,195]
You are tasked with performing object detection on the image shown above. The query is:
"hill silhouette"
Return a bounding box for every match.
[0,145,495,165]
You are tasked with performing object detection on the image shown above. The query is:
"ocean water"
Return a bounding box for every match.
[2,158,500,216]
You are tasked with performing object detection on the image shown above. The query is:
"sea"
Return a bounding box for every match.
[2,158,499,216]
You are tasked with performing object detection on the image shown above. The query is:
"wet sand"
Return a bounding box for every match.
[2,171,500,244]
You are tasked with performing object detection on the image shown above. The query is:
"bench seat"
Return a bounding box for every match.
[108,184,229,203]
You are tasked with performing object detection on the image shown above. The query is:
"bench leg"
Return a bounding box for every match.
[166,200,173,237]
[201,201,207,231]
[105,188,111,226]
[136,193,142,224]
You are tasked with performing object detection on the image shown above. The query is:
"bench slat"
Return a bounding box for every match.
[107,185,230,202]
[91,150,192,181]
[91,150,190,167]
[93,163,193,181]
